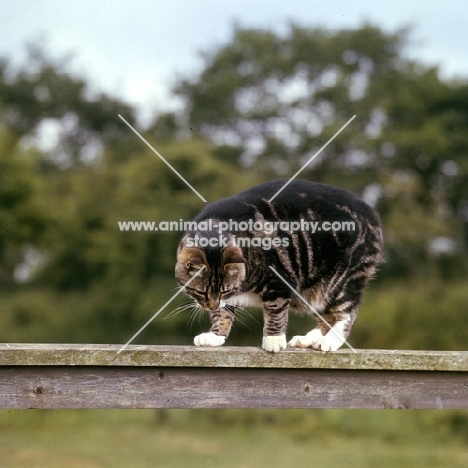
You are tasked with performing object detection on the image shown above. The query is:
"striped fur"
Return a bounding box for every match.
[175,179,383,352]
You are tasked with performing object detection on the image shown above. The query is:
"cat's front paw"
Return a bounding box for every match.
[194,332,226,347]
[262,335,287,353]
[289,328,324,349]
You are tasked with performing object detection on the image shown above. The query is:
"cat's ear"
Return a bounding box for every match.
[177,247,207,273]
[223,246,246,278]
[223,246,245,269]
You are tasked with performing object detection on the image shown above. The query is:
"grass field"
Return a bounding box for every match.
[1,409,467,468]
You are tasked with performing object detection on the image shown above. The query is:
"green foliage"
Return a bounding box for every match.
[0,30,468,458]
[356,279,468,350]
[0,409,467,468]
[0,44,138,166]
[0,127,48,287]
[175,23,468,275]
[176,23,408,173]
[19,139,250,342]
[0,117,254,342]
[0,24,467,346]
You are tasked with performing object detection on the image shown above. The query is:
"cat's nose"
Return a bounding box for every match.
[207,297,220,310]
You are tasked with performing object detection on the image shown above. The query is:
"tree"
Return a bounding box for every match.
[0,126,47,287]
[0,44,138,167]
[0,43,255,342]
[175,23,468,276]
[176,24,406,176]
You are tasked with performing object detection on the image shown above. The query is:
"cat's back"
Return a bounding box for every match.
[195,179,380,227]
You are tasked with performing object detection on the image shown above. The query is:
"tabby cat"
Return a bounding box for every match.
[175,179,382,353]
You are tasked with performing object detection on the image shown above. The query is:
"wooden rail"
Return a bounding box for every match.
[0,344,467,409]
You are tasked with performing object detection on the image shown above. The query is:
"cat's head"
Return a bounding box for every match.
[175,238,246,311]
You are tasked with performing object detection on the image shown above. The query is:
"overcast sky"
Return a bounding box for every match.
[1,0,467,121]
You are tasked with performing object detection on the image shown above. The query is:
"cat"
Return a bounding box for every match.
[175,179,383,353]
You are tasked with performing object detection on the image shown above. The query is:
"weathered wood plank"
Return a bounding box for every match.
[0,345,467,409]
[0,344,467,371]
[1,366,467,409]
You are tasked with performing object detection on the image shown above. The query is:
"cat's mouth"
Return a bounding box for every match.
[198,300,233,312]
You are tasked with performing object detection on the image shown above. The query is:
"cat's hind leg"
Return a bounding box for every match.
[317,271,367,351]
[288,327,325,349]
[318,311,354,352]
[289,309,356,352]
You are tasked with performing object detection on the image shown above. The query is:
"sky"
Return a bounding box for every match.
[1,0,468,121]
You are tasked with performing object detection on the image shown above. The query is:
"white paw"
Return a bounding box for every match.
[288,328,324,349]
[319,329,345,352]
[262,335,287,353]
[194,332,226,347]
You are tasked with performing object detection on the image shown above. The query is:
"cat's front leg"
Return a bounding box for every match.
[261,293,291,353]
[194,305,234,347]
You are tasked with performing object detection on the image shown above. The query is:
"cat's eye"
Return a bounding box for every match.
[184,286,205,296]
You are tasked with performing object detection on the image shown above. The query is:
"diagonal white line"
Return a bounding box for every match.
[117,266,206,354]
[118,114,207,203]
[268,115,356,202]
[268,266,356,352]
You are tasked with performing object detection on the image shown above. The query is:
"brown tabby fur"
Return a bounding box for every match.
[175,179,382,352]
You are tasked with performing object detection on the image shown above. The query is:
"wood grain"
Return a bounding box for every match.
[1,344,467,371]
[0,345,467,409]
[1,366,467,409]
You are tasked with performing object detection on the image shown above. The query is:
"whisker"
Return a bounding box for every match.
[197,307,204,331]
[188,306,204,332]
[164,302,195,321]
[231,310,252,330]
[168,303,192,313]
[186,310,195,331]
[241,305,262,330]
[174,302,196,312]
[234,306,260,324]
[223,304,259,330]
[173,304,194,313]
